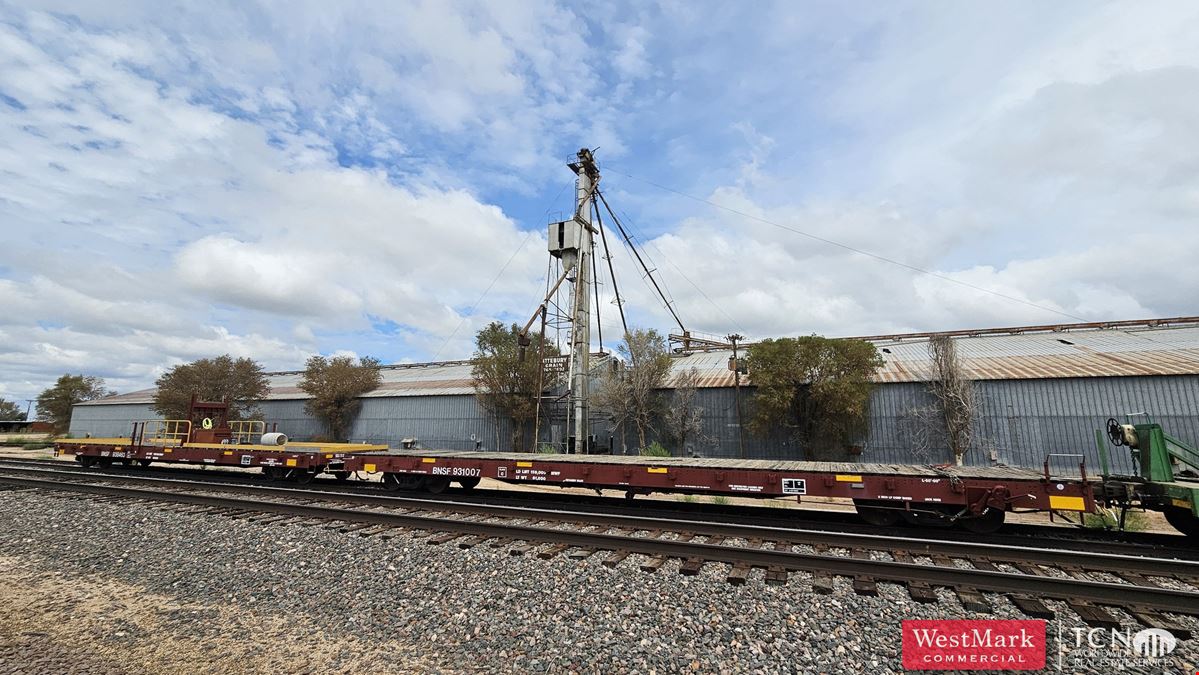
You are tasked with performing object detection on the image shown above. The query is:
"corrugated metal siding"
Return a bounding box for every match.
[68,395,511,452]
[68,375,1199,472]
[587,375,1199,471]
[350,396,510,450]
[68,403,157,438]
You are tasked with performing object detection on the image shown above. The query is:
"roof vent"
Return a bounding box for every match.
[1057,339,1075,345]
[881,348,892,354]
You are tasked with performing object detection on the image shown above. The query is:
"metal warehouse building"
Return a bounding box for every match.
[70,318,1199,473]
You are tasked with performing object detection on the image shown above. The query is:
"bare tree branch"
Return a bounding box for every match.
[928,335,975,466]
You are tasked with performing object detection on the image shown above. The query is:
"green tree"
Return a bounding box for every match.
[36,375,113,433]
[152,355,270,420]
[745,336,883,457]
[593,328,673,452]
[0,397,27,422]
[299,355,382,441]
[470,322,559,451]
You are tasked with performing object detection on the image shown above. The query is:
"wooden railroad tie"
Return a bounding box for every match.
[427,532,462,546]
[1067,602,1120,629]
[852,576,878,596]
[602,550,631,568]
[679,557,704,576]
[726,563,751,585]
[906,582,937,604]
[1009,595,1054,619]
[1129,609,1191,641]
[954,589,992,613]
[640,555,668,573]
[537,543,571,559]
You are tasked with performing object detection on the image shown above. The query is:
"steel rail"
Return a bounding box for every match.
[1,464,1196,577]
[3,472,1199,614]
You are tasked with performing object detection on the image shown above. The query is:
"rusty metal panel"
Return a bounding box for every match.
[670,324,1199,385]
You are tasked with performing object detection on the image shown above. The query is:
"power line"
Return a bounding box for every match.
[432,229,535,361]
[606,168,1088,323]
[604,197,748,336]
[432,180,574,361]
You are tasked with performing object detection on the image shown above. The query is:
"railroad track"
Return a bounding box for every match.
[2,457,1192,558]
[1,466,1198,633]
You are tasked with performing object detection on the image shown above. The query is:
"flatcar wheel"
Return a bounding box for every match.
[1164,508,1199,537]
[456,477,480,491]
[78,456,96,468]
[138,459,152,468]
[293,470,317,485]
[333,471,351,482]
[382,473,402,491]
[853,500,900,527]
[264,466,286,481]
[957,507,1006,534]
[426,477,451,494]
[97,458,113,469]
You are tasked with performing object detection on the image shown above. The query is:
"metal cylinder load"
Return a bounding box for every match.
[259,432,288,446]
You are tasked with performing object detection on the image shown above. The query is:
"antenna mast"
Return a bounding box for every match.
[548,148,600,454]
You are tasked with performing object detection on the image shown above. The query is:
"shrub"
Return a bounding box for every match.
[1084,510,1149,532]
[712,496,729,506]
[536,443,558,454]
[639,441,670,457]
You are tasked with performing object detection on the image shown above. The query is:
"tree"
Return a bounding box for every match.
[0,397,27,422]
[662,366,712,457]
[745,336,883,458]
[593,328,673,451]
[470,322,559,451]
[152,355,270,420]
[928,335,975,466]
[36,375,113,433]
[299,355,382,441]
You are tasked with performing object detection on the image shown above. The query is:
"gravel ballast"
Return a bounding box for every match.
[0,487,1194,674]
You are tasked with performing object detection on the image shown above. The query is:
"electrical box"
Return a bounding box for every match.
[548,219,582,257]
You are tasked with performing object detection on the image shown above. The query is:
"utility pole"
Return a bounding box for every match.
[548,148,600,454]
[727,334,746,459]
[24,399,34,422]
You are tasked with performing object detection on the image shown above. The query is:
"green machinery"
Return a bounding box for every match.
[1097,417,1199,537]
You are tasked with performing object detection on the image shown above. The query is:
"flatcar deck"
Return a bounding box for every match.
[356,450,1054,482]
[57,439,1096,517]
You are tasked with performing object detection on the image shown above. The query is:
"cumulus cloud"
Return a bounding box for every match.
[2,1,1198,409]
[0,7,552,402]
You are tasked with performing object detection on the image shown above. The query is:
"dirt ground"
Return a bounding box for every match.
[1,446,1178,534]
[0,555,429,675]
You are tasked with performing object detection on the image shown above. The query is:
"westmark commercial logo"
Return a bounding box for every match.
[902,620,1046,670]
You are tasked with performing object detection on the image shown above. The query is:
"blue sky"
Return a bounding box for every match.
[2,1,1199,403]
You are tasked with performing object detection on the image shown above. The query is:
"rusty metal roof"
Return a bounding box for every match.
[668,322,1199,386]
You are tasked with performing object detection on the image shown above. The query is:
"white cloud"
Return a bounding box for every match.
[3,1,1198,410]
[0,8,552,403]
